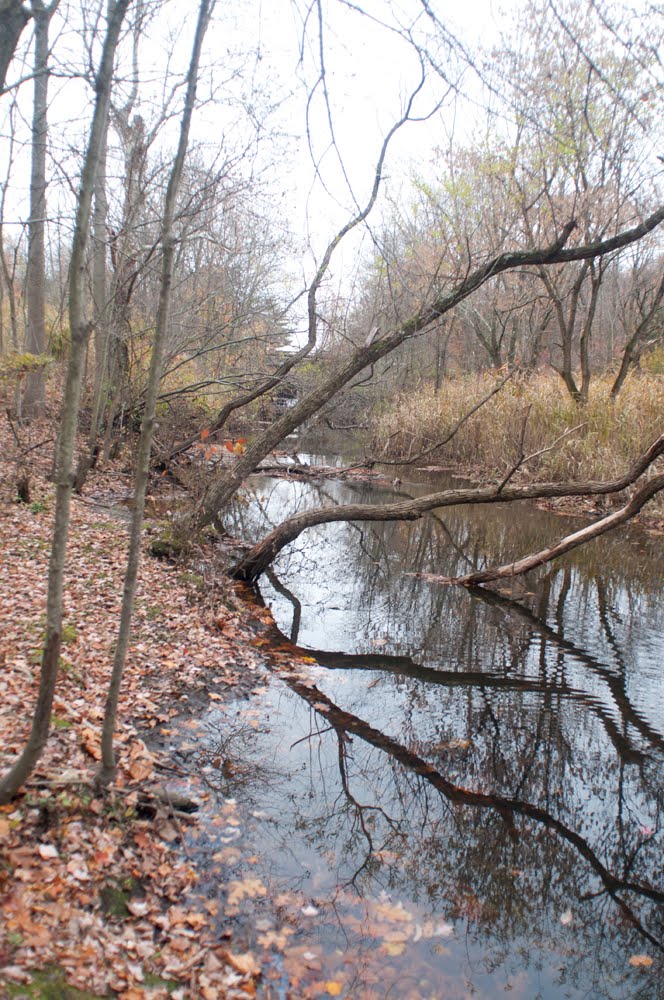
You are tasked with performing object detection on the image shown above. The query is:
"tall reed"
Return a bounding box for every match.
[372,372,664,486]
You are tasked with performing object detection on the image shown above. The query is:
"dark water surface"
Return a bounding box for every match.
[183,448,663,999]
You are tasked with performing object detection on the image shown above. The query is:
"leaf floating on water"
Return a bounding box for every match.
[226,877,267,904]
[325,983,343,996]
[629,954,653,968]
[227,951,260,976]
[383,940,407,956]
[560,909,573,926]
[374,899,413,923]
[427,921,454,939]
[434,737,472,751]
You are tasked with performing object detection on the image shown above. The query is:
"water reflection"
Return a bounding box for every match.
[207,465,664,997]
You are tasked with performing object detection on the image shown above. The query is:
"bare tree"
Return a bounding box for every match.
[99,0,215,787]
[0,0,132,805]
[191,208,664,534]
[611,265,664,397]
[23,0,60,417]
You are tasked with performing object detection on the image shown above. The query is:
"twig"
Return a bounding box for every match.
[496,421,588,493]
[370,369,514,468]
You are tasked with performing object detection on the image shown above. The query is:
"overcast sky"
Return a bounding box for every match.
[1,0,659,339]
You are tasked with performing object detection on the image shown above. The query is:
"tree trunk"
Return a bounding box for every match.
[192,211,664,530]
[611,271,664,398]
[73,119,108,491]
[539,262,588,402]
[98,0,214,787]
[0,0,131,805]
[448,472,664,586]
[0,0,32,93]
[24,1,59,418]
[230,434,664,582]
[578,263,601,404]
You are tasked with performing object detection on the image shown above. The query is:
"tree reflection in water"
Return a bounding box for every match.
[207,470,664,997]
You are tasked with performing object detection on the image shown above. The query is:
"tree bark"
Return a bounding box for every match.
[0,0,131,805]
[231,434,664,581]
[24,1,60,418]
[194,209,664,530]
[98,0,214,787]
[578,261,602,403]
[0,0,32,93]
[448,472,664,586]
[611,270,664,397]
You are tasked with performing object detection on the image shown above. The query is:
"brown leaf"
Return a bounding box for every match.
[226,951,260,976]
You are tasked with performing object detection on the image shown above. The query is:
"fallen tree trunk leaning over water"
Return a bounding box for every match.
[446,472,664,586]
[193,209,664,530]
[230,434,664,583]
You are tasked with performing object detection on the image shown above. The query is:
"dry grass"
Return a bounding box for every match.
[372,371,664,487]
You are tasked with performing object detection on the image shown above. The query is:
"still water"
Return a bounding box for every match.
[184,452,663,999]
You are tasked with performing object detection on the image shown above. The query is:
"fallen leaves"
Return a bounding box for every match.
[37,843,59,860]
[227,877,268,905]
[629,954,654,968]
[0,443,261,999]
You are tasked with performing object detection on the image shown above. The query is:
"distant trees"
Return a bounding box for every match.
[331,0,663,396]
[23,1,60,417]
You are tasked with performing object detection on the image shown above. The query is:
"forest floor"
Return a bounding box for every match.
[0,424,312,999]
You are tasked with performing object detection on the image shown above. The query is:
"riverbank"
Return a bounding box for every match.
[0,416,660,1000]
[0,428,281,998]
[370,372,664,519]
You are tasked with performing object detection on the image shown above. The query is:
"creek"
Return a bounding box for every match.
[179,437,663,1000]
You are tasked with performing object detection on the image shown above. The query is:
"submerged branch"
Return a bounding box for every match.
[231,434,664,582]
[449,473,664,586]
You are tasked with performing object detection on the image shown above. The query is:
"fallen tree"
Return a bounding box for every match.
[230,433,664,582]
[191,208,664,536]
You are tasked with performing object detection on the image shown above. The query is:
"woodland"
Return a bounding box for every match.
[0,0,663,996]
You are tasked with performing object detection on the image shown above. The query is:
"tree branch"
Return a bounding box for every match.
[230,433,664,581]
[446,472,664,587]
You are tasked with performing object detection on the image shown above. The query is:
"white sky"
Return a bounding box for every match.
[1,0,660,340]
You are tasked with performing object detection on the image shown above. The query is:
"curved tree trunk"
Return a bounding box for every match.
[448,472,664,586]
[230,434,664,582]
[611,270,664,398]
[193,209,664,530]
[0,0,32,93]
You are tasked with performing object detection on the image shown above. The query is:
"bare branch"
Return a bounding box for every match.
[449,473,664,587]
